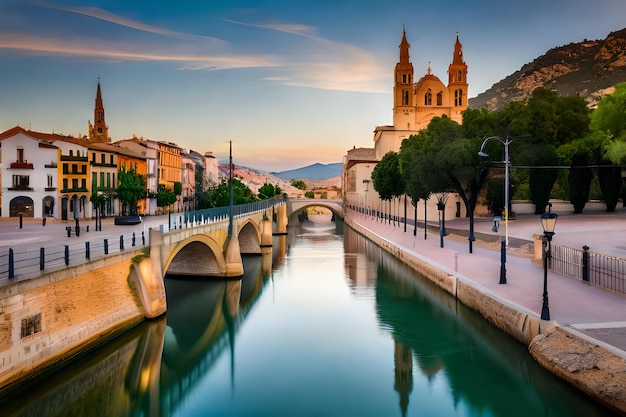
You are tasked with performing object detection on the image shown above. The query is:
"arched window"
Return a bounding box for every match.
[457,70,462,82]
[403,90,410,105]
[455,89,464,106]
[436,92,443,106]
[424,89,432,106]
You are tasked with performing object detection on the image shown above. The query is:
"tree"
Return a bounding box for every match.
[399,134,431,236]
[156,184,177,211]
[199,178,258,208]
[291,180,306,190]
[116,167,146,216]
[258,182,282,200]
[371,151,404,224]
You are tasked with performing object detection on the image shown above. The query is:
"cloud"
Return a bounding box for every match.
[225,19,389,93]
[0,5,388,93]
[50,4,227,45]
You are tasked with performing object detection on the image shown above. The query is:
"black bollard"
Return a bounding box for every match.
[64,245,69,266]
[132,232,136,246]
[142,231,145,245]
[42,217,46,226]
[66,226,71,237]
[19,213,23,229]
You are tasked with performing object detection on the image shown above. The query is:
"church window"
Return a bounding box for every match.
[402,74,407,84]
[402,90,409,105]
[424,89,432,106]
[437,92,443,106]
[455,89,464,106]
[457,70,462,82]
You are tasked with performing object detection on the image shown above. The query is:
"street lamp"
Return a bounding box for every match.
[478,135,514,284]
[540,208,558,321]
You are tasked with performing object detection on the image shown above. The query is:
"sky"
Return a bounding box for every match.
[1,1,626,172]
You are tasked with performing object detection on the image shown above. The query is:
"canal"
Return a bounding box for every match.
[0,216,619,416]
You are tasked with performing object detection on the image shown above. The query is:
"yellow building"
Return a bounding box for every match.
[158,141,182,212]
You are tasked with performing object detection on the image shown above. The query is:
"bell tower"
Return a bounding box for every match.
[447,34,468,114]
[393,27,415,130]
[88,78,109,143]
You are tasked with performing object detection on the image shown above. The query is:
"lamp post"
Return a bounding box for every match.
[478,135,514,284]
[540,208,558,321]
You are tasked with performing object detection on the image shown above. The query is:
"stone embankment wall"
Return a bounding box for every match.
[0,249,157,396]
[346,217,626,415]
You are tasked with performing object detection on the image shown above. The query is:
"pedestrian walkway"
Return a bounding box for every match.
[347,208,626,357]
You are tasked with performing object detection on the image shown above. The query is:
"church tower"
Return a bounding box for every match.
[447,34,468,120]
[88,79,109,143]
[393,27,415,130]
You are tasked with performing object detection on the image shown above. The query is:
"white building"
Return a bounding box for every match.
[0,126,59,218]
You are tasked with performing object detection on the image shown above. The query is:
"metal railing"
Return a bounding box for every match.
[0,198,286,285]
[0,231,147,284]
[168,198,284,230]
[549,243,626,295]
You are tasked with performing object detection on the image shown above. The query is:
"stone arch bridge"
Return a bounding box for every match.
[132,198,344,318]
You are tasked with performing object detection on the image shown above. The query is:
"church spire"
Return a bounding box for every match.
[399,26,410,64]
[89,78,109,143]
[452,33,465,65]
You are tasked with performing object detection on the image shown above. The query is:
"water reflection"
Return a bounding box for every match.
[0,220,619,417]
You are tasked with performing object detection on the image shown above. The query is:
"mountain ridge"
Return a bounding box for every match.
[469,27,626,111]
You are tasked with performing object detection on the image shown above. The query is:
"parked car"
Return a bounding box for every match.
[114,215,142,225]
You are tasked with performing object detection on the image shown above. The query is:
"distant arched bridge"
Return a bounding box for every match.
[286,199,344,223]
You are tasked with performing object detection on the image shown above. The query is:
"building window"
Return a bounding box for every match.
[101,154,105,164]
[63,164,69,174]
[437,92,443,106]
[457,70,462,82]
[92,172,97,187]
[107,172,111,188]
[12,175,29,187]
[100,172,105,187]
[455,89,463,106]
[424,89,432,106]
[92,152,96,163]
[69,150,73,157]
[402,74,407,84]
[110,155,114,165]
[72,163,78,174]
[48,175,53,188]
[82,165,86,174]
[112,173,116,188]
[63,179,68,190]
[81,178,86,189]
[72,178,78,189]
[17,148,24,162]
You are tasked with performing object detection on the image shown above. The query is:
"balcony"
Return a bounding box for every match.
[9,185,33,191]
[44,162,58,168]
[9,161,34,169]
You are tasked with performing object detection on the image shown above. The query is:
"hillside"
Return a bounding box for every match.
[219,163,341,198]
[469,28,626,111]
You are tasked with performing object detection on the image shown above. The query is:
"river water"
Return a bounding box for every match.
[0,218,619,416]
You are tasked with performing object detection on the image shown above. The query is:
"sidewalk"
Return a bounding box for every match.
[347,209,626,357]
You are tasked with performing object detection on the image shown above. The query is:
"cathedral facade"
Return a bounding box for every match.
[344,29,468,217]
[374,29,468,159]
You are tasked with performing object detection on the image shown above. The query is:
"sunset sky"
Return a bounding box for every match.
[1,0,625,171]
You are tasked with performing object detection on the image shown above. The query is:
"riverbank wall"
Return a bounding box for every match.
[345,216,626,415]
[0,249,152,397]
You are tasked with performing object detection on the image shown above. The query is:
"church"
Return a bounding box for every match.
[343,28,468,218]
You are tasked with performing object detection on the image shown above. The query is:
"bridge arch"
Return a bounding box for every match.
[287,199,344,224]
[238,219,262,255]
[164,235,227,278]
